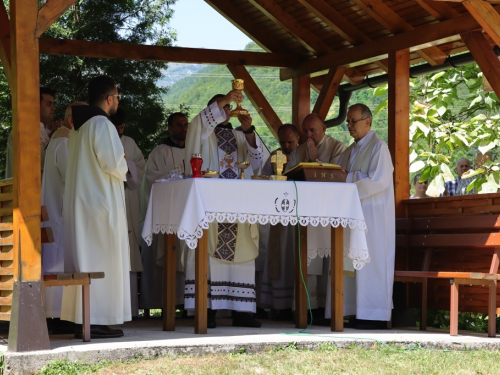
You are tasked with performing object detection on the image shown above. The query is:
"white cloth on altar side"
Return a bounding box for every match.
[121,135,146,273]
[139,143,186,309]
[5,123,50,178]
[184,249,256,313]
[60,115,131,325]
[184,101,264,178]
[326,130,395,321]
[41,136,68,317]
[142,179,369,270]
[285,134,346,172]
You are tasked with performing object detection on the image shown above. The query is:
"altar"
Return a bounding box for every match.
[142,178,369,333]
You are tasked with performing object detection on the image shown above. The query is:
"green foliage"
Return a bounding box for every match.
[38,359,110,375]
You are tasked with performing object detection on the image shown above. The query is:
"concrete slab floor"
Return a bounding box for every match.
[2,318,500,374]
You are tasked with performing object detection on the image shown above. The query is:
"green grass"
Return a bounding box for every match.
[38,343,500,375]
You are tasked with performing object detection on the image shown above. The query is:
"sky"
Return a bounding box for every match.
[169,0,253,50]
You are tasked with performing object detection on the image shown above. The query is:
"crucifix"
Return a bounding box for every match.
[271,150,287,177]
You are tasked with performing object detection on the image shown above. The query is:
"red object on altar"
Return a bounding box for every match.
[190,153,203,178]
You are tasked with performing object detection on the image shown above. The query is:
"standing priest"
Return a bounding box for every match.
[60,76,130,338]
[139,112,189,312]
[183,90,264,328]
[330,103,395,329]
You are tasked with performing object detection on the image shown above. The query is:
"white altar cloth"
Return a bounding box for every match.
[142,179,369,270]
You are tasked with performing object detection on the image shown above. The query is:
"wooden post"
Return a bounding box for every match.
[163,233,176,331]
[8,0,50,352]
[330,226,343,332]
[295,225,307,328]
[388,49,410,218]
[292,75,310,143]
[195,230,208,334]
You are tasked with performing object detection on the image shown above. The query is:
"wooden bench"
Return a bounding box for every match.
[395,215,500,337]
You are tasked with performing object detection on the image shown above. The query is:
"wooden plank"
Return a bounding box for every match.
[410,215,500,230]
[41,205,49,222]
[164,233,176,331]
[227,64,282,138]
[248,0,331,55]
[72,273,90,280]
[280,9,485,80]
[0,297,12,305]
[0,207,13,217]
[408,207,462,217]
[463,0,500,48]
[0,312,10,321]
[450,281,459,335]
[35,0,77,38]
[0,1,11,88]
[388,49,410,218]
[312,67,346,121]
[0,237,13,246]
[435,198,491,208]
[88,272,105,279]
[0,179,13,187]
[461,31,500,101]
[0,281,14,290]
[205,0,287,53]
[292,75,310,142]
[0,268,13,276]
[0,251,13,261]
[0,193,14,202]
[331,226,343,332]
[409,233,500,247]
[414,0,461,20]
[44,279,88,287]
[82,283,90,342]
[295,225,307,328]
[463,205,500,214]
[38,38,300,68]
[41,227,54,244]
[195,230,208,334]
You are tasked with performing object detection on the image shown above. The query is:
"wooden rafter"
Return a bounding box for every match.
[205,0,286,53]
[296,0,388,72]
[35,0,77,38]
[463,0,500,47]
[0,1,11,87]
[312,67,346,121]
[227,64,282,137]
[415,0,461,20]
[292,76,310,141]
[248,0,330,55]
[38,38,300,68]
[461,31,500,99]
[280,8,485,80]
[351,0,447,65]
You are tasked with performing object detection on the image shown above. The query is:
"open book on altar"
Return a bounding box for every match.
[283,162,344,182]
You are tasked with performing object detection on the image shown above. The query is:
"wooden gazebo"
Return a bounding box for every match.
[1,0,500,351]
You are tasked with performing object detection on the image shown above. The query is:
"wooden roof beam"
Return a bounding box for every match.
[415,0,461,20]
[38,38,300,68]
[461,31,500,100]
[280,8,485,80]
[35,0,77,38]
[462,0,500,47]
[205,0,286,53]
[352,0,447,65]
[312,67,346,121]
[0,1,11,87]
[296,0,388,71]
[227,64,282,138]
[248,0,331,55]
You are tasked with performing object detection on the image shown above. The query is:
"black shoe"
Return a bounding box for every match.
[354,319,388,330]
[48,318,75,334]
[207,309,217,329]
[232,312,261,328]
[256,307,269,319]
[271,309,294,322]
[74,324,124,339]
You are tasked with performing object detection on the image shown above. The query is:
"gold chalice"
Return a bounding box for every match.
[235,161,250,179]
[230,79,248,117]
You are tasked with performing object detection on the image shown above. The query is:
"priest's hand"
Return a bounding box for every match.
[339,169,348,183]
[217,90,244,109]
[239,113,257,148]
[305,138,318,162]
[47,119,64,138]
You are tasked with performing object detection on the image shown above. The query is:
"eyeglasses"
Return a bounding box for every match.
[346,117,367,126]
[223,104,233,110]
[109,94,122,100]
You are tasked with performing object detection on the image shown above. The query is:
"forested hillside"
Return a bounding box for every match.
[164,43,388,152]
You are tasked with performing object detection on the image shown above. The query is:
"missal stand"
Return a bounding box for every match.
[283,162,344,182]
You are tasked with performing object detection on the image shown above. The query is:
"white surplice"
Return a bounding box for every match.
[139,140,187,309]
[5,123,50,178]
[183,102,263,312]
[120,135,146,317]
[60,113,131,325]
[285,135,347,309]
[41,127,70,317]
[328,130,395,321]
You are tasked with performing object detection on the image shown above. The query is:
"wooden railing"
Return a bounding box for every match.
[0,178,14,321]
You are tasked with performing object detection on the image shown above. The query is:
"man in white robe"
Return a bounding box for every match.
[285,114,346,320]
[111,107,146,318]
[60,76,130,338]
[329,103,395,329]
[184,91,264,328]
[258,124,299,320]
[42,102,86,333]
[139,112,189,312]
[5,87,62,178]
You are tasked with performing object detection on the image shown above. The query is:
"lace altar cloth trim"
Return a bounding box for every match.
[144,212,369,269]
